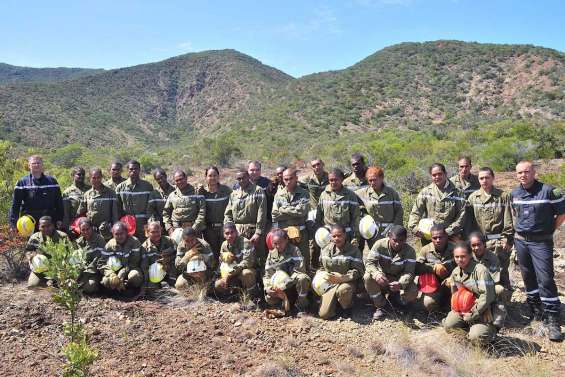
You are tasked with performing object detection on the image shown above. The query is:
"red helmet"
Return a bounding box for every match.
[266,231,274,251]
[120,215,136,236]
[70,216,87,236]
[451,286,476,313]
[418,272,439,294]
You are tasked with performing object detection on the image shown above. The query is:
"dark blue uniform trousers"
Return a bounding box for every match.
[515,238,561,314]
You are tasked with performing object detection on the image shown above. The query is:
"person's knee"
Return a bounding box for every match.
[27,272,42,288]
[175,276,188,290]
[127,270,143,288]
[423,294,439,311]
[82,279,99,294]
[468,324,495,344]
[240,269,257,288]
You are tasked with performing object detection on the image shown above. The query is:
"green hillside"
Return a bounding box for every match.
[0,63,103,85]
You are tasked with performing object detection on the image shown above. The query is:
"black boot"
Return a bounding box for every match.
[545,314,563,342]
[527,303,543,321]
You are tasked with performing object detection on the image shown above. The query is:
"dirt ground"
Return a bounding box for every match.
[1,160,563,377]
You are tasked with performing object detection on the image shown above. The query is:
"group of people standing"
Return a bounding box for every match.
[9,154,565,344]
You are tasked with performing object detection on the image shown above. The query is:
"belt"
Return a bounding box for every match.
[274,224,306,231]
[486,234,502,240]
[345,227,352,233]
[236,223,256,228]
[207,223,223,228]
[515,233,553,242]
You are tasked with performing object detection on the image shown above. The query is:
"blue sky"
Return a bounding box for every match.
[1,0,563,77]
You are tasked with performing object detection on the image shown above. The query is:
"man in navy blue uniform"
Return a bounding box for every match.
[511,160,565,341]
[10,155,64,232]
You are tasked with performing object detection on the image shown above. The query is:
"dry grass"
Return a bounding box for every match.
[250,357,303,377]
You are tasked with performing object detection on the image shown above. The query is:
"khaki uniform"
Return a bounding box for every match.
[408,181,466,238]
[450,174,480,199]
[343,174,369,192]
[141,235,177,287]
[163,184,206,233]
[224,183,267,265]
[62,184,91,230]
[467,187,513,289]
[474,250,509,326]
[76,233,106,293]
[115,178,156,240]
[364,238,418,308]
[200,184,232,258]
[299,172,329,270]
[175,238,215,289]
[26,230,69,288]
[272,186,311,271]
[316,186,361,241]
[151,183,175,224]
[100,237,143,290]
[416,242,456,311]
[355,185,403,246]
[214,235,258,296]
[104,177,125,191]
[263,244,311,310]
[443,260,496,344]
[318,242,364,319]
[77,185,119,240]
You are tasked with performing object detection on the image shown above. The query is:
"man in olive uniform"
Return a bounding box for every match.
[224,169,267,266]
[78,168,119,241]
[100,222,143,291]
[62,167,91,235]
[443,242,497,345]
[214,223,258,298]
[26,216,70,288]
[408,163,466,243]
[300,158,329,270]
[76,218,106,294]
[263,229,311,313]
[150,168,175,225]
[104,162,126,190]
[356,166,403,248]
[273,166,287,194]
[315,168,361,243]
[272,168,311,271]
[364,225,418,320]
[450,157,480,199]
[141,222,178,288]
[416,225,456,313]
[115,160,156,241]
[174,227,215,289]
[467,167,513,289]
[163,170,206,236]
[469,232,508,329]
[318,225,364,320]
[343,153,369,192]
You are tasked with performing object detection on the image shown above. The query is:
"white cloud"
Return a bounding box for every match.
[177,41,193,51]
[274,6,342,40]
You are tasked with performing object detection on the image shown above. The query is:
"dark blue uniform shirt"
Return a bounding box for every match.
[511,180,565,235]
[9,173,64,227]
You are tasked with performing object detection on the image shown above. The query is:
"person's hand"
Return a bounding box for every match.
[502,240,512,253]
[56,221,64,230]
[389,281,401,292]
[462,312,473,322]
[221,252,235,264]
[433,263,448,278]
[414,230,424,239]
[273,287,286,300]
[249,234,260,246]
[375,274,389,287]
[327,272,345,284]
[168,228,174,236]
[218,278,228,289]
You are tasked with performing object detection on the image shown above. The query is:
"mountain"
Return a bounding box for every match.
[0,63,103,85]
[0,41,562,150]
[0,50,293,147]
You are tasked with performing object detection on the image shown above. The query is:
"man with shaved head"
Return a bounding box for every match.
[511,161,565,341]
[271,168,311,271]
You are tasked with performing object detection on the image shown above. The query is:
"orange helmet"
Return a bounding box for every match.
[70,216,86,236]
[120,215,136,236]
[451,286,476,313]
[418,272,439,294]
[266,231,274,251]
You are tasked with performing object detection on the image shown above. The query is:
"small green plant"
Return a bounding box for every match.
[41,240,97,377]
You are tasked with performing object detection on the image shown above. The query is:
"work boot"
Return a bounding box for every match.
[372,308,386,321]
[493,303,507,329]
[545,314,563,342]
[527,303,543,321]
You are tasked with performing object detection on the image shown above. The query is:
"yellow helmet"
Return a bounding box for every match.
[107,256,123,272]
[148,262,166,283]
[315,227,331,248]
[17,215,36,237]
[219,262,236,279]
[418,218,435,240]
[312,271,335,296]
[359,215,377,240]
[30,254,49,273]
[271,270,291,290]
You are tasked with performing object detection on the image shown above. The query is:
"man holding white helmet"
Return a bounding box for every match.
[100,222,143,291]
[263,229,311,314]
[75,218,106,294]
[174,227,215,289]
[141,222,178,288]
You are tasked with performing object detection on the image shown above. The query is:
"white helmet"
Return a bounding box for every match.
[148,262,167,283]
[107,256,123,272]
[359,215,377,240]
[307,209,317,222]
[30,254,49,274]
[171,228,183,245]
[186,258,207,274]
[315,227,331,248]
[271,270,291,290]
[418,218,435,240]
[312,271,335,296]
[219,262,236,279]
